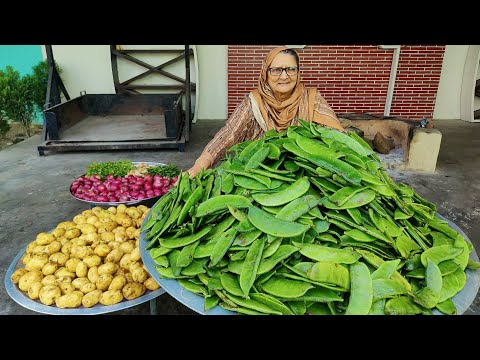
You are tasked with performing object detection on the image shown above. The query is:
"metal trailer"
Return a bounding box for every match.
[37,45,194,156]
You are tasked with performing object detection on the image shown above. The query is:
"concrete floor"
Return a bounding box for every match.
[1,119,479,315]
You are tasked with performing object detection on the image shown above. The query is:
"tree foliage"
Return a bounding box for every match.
[0,60,58,137]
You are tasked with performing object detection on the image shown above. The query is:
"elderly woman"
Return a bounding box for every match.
[187,46,344,178]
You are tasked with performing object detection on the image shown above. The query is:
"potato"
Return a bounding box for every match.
[32,245,47,255]
[125,208,142,220]
[77,223,97,234]
[42,261,59,276]
[131,266,148,284]
[59,282,76,295]
[76,261,88,278]
[116,204,127,214]
[129,262,141,273]
[82,289,103,308]
[72,277,90,290]
[87,266,100,284]
[137,205,149,215]
[25,241,38,254]
[105,248,124,264]
[112,226,126,234]
[51,227,66,238]
[86,215,99,225]
[114,232,128,243]
[65,258,81,272]
[71,238,87,246]
[97,222,117,233]
[70,245,92,259]
[36,232,55,245]
[22,253,34,266]
[144,277,160,291]
[55,276,72,285]
[109,240,122,249]
[80,282,96,294]
[134,229,141,240]
[81,210,94,217]
[57,221,77,230]
[94,221,104,229]
[96,274,114,291]
[42,274,58,286]
[49,252,69,266]
[119,253,133,270]
[100,232,115,243]
[83,232,100,244]
[124,272,134,283]
[94,243,111,257]
[98,262,119,276]
[107,206,117,214]
[38,285,62,305]
[130,247,141,262]
[54,267,76,279]
[134,218,144,228]
[55,291,83,308]
[73,214,88,225]
[125,226,137,239]
[114,268,127,276]
[27,282,43,300]
[83,254,102,268]
[44,240,62,255]
[119,241,135,254]
[61,241,73,255]
[122,282,146,300]
[91,241,101,249]
[25,253,49,271]
[18,270,44,292]
[64,228,81,239]
[115,214,134,228]
[57,237,70,246]
[108,275,127,291]
[99,289,123,305]
[10,268,29,284]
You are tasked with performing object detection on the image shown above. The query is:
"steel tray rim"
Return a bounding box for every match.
[5,244,165,315]
[140,212,480,316]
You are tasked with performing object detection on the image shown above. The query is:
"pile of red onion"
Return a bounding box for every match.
[70,173,178,203]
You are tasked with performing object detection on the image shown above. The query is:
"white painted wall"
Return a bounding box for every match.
[42,45,229,121]
[433,45,469,120]
[42,45,115,96]
[196,45,228,120]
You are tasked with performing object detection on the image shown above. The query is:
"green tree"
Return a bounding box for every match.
[0,68,11,136]
[30,59,58,111]
[0,66,37,137]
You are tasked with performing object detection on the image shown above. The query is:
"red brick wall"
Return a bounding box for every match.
[227,45,445,121]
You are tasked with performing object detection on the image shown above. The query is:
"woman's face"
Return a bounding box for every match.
[267,52,298,101]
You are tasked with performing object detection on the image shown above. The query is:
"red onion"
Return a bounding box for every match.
[144,173,153,183]
[146,189,155,198]
[130,184,141,192]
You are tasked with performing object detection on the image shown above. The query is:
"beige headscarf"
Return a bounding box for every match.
[251,47,315,132]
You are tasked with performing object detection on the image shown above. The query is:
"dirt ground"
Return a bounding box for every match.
[0,123,43,151]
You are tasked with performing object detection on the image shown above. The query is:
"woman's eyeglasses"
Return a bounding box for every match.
[268,67,298,76]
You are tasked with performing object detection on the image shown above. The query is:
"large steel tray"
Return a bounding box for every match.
[140,212,480,315]
[5,243,165,315]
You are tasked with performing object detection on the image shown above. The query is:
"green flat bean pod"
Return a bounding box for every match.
[248,206,310,238]
[345,261,373,315]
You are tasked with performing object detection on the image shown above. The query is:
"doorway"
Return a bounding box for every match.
[460,45,480,122]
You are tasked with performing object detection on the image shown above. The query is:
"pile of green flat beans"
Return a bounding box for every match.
[141,119,480,315]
